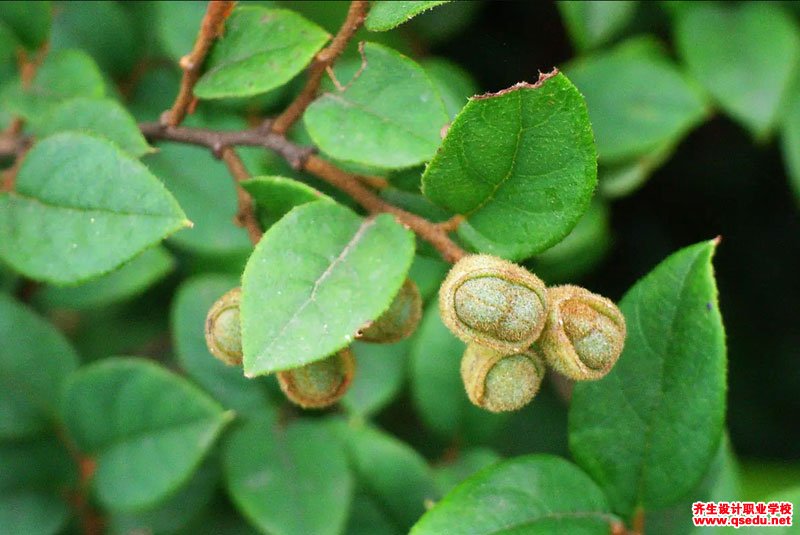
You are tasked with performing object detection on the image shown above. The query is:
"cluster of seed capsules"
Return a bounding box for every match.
[204,279,422,409]
[440,254,626,413]
[203,254,626,413]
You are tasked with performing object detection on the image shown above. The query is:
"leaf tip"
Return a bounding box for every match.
[711,235,722,247]
[183,219,195,229]
[472,69,561,100]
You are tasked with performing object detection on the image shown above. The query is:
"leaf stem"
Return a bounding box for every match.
[160,0,236,127]
[269,0,369,134]
[139,122,467,263]
[219,146,263,243]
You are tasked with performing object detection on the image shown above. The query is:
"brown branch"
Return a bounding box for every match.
[269,0,369,134]
[219,147,263,244]
[139,122,467,263]
[161,1,236,127]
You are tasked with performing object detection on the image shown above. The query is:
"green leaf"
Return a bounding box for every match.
[144,143,252,256]
[569,240,727,516]
[409,303,509,442]
[598,141,675,199]
[0,293,79,439]
[526,200,610,284]
[433,448,501,496]
[408,254,449,302]
[780,78,800,202]
[0,437,75,535]
[304,42,448,169]
[646,435,741,535]
[241,201,414,376]
[422,72,597,260]
[345,488,403,535]
[675,2,800,138]
[565,38,707,163]
[0,132,188,285]
[62,357,231,511]
[36,246,173,310]
[365,1,450,32]
[557,1,638,51]
[50,0,137,76]
[0,1,51,50]
[195,6,329,99]
[763,486,800,534]
[108,461,219,535]
[2,49,105,123]
[32,97,152,158]
[342,340,409,417]
[224,414,353,535]
[241,176,330,230]
[422,58,479,120]
[336,422,439,531]
[155,1,205,62]
[412,455,615,534]
[172,275,274,414]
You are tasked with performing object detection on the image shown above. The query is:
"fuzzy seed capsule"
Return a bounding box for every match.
[439,254,548,353]
[204,287,243,366]
[357,279,422,343]
[461,344,545,413]
[276,348,355,409]
[538,285,626,380]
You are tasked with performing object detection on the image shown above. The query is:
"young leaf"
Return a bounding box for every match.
[194,6,330,99]
[0,437,75,535]
[1,49,105,123]
[409,303,509,442]
[0,133,188,284]
[172,275,274,414]
[62,357,231,511]
[412,455,616,534]
[304,42,448,169]
[32,97,152,158]
[0,1,51,50]
[144,143,252,256]
[341,340,409,417]
[569,240,727,516]
[335,422,439,531]
[365,1,450,32]
[37,246,174,310]
[557,1,638,51]
[422,72,597,260]
[241,176,330,231]
[224,414,353,535]
[241,202,414,376]
[566,38,708,163]
[675,2,800,139]
[0,294,79,439]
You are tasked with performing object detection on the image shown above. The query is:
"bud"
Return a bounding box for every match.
[439,254,548,353]
[461,343,545,413]
[538,285,626,380]
[276,348,355,409]
[204,287,243,366]
[357,279,422,343]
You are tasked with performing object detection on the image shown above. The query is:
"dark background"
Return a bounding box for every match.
[429,1,800,460]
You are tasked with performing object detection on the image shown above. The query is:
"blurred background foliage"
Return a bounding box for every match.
[1,0,799,528]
